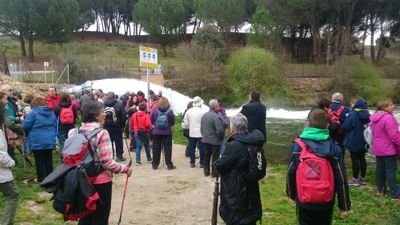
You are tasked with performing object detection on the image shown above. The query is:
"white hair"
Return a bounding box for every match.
[209,99,219,109]
[231,113,248,134]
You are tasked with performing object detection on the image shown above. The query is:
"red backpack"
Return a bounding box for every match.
[60,105,74,125]
[328,105,344,124]
[294,138,334,204]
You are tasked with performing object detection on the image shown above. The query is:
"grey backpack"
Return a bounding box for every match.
[61,127,105,177]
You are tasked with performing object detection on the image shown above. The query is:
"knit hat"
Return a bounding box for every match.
[192,96,204,107]
[331,92,343,103]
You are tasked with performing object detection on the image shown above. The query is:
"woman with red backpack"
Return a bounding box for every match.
[54,92,78,154]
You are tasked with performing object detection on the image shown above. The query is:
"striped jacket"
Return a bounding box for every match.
[68,122,129,184]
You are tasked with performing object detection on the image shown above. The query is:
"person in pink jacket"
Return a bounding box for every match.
[370,99,400,199]
[69,100,132,225]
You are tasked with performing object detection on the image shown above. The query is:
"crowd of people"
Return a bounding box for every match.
[1,83,400,225]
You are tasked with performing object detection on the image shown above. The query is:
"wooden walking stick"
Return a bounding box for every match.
[211,175,220,225]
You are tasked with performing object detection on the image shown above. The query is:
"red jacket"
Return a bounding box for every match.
[46,95,60,110]
[131,111,152,133]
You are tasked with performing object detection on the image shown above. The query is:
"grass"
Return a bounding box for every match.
[0,150,65,224]
[2,119,400,224]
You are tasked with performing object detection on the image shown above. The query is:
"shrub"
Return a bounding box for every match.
[225,47,292,105]
[328,58,388,105]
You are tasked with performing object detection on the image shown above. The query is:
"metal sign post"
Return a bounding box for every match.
[139,46,158,109]
[44,61,49,83]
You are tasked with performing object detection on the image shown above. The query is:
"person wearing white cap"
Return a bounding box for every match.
[183,96,205,168]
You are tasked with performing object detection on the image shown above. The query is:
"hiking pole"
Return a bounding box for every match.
[117,160,131,225]
[124,137,133,163]
[211,175,220,225]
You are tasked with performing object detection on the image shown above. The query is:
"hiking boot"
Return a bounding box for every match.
[199,164,204,168]
[147,158,153,163]
[136,162,142,166]
[167,165,176,170]
[152,165,158,170]
[190,163,195,168]
[348,177,360,187]
[376,192,385,196]
[116,157,127,162]
[204,170,210,177]
[359,177,367,185]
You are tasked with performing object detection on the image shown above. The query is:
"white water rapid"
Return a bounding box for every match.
[67,78,310,120]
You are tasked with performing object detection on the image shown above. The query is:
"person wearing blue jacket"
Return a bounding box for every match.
[343,98,370,186]
[23,97,57,182]
[287,108,351,225]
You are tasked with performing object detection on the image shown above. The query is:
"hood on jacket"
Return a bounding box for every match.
[33,106,54,116]
[229,129,264,146]
[301,138,338,158]
[370,112,390,124]
[135,111,148,118]
[59,101,72,108]
[353,99,368,110]
[104,98,117,107]
[331,102,344,111]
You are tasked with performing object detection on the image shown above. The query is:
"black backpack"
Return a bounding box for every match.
[242,143,267,182]
[104,106,118,127]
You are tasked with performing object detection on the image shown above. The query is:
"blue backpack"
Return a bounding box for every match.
[155,109,171,129]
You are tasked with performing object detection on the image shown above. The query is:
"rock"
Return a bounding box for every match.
[0,73,47,97]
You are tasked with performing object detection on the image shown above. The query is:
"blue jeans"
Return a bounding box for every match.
[134,133,152,163]
[57,129,68,152]
[220,140,225,155]
[188,137,204,165]
[376,156,399,198]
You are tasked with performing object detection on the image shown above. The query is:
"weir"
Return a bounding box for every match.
[68,78,311,119]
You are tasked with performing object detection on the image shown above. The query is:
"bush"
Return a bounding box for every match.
[225,47,292,105]
[328,58,388,105]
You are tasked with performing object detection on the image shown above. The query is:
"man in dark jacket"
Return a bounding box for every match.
[328,92,350,154]
[103,92,126,161]
[343,98,370,186]
[215,113,265,225]
[201,99,225,177]
[240,91,267,143]
[287,108,351,225]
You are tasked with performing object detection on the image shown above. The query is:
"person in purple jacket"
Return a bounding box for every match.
[150,97,176,170]
[370,99,400,199]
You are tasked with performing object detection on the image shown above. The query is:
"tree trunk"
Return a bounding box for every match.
[19,32,27,57]
[2,50,10,76]
[369,17,376,63]
[376,21,387,63]
[360,18,368,60]
[342,0,358,55]
[28,33,34,62]
[163,44,167,57]
[311,27,320,64]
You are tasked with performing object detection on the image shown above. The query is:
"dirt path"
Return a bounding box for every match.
[108,143,223,225]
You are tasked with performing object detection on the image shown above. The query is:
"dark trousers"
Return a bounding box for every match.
[33,150,53,182]
[297,205,333,225]
[78,182,112,225]
[107,129,124,159]
[350,151,367,178]
[152,135,173,169]
[376,156,399,198]
[203,143,220,177]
